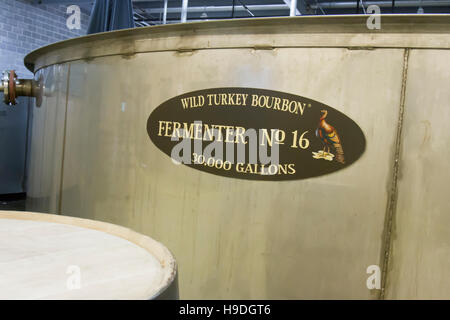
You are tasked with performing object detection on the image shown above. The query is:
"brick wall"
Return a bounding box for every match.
[0,0,90,78]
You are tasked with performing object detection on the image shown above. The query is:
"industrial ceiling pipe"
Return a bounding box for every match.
[311,0,450,9]
[146,4,293,15]
[138,1,448,14]
[163,0,168,24]
[290,0,298,16]
[181,0,188,23]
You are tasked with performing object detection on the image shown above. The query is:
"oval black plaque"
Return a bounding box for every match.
[147,88,365,181]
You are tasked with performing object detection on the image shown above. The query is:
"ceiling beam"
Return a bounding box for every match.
[141,4,292,15]
[34,0,93,3]
[144,15,292,24]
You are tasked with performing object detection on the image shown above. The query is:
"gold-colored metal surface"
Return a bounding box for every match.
[15,79,33,98]
[36,48,404,299]
[24,15,450,299]
[26,65,69,212]
[385,49,450,299]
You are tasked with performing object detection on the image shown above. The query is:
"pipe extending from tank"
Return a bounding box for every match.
[1,70,41,106]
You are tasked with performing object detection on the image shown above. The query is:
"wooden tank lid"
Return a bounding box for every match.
[0,211,176,300]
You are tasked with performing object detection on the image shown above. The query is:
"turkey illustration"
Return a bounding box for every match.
[313,109,345,164]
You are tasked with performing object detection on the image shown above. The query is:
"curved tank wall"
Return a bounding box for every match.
[23,15,450,299]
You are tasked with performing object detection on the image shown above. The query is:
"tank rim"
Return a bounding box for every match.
[24,14,450,73]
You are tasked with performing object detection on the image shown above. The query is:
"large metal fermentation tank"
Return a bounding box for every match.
[23,15,450,299]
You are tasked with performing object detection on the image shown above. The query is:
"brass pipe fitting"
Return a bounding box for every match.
[1,70,41,106]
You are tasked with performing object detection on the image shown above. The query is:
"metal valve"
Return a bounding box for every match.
[1,70,41,106]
